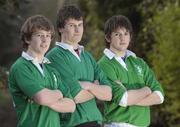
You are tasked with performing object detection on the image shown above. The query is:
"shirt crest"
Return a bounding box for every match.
[135,65,143,76]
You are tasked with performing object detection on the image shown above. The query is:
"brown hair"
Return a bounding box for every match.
[56,5,83,39]
[20,15,54,50]
[104,15,133,48]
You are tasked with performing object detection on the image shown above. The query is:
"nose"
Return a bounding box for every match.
[41,36,49,43]
[41,35,51,42]
[41,36,46,41]
[75,25,82,33]
[120,35,125,41]
[74,26,80,33]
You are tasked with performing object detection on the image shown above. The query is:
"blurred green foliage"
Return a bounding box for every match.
[136,0,180,126]
[147,2,180,126]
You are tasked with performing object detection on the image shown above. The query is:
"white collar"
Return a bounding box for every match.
[22,51,50,76]
[103,48,136,60]
[56,42,84,51]
[56,42,84,61]
[103,48,136,71]
[22,51,51,64]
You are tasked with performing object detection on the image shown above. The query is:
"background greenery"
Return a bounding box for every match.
[0,0,179,126]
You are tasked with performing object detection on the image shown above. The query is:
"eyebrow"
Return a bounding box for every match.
[67,22,83,25]
[113,30,129,33]
[33,31,51,34]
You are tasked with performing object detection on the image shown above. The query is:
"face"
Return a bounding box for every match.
[59,18,83,45]
[108,27,131,55]
[27,30,52,56]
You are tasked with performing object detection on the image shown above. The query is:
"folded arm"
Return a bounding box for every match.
[49,97,76,113]
[119,86,152,107]
[136,91,164,106]
[127,86,152,106]
[33,88,63,106]
[33,88,76,113]
[139,59,164,106]
[74,89,95,104]
[80,81,112,101]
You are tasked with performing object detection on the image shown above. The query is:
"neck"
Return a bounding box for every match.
[26,49,44,63]
[61,39,79,49]
[110,47,126,57]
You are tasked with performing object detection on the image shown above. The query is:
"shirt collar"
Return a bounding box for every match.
[103,48,136,60]
[21,51,51,64]
[56,41,84,51]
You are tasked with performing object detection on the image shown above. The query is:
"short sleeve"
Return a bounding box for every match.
[13,65,44,98]
[142,59,164,96]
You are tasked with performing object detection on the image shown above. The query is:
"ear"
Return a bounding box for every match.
[105,35,111,43]
[25,38,30,45]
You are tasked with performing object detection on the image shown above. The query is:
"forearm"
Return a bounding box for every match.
[80,81,112,101]
[49,98,76,113]
[127,87,152,106]
[136,92,162,106]
[33,89,63,106]
[74,89,94,104]
[88,84,112,101]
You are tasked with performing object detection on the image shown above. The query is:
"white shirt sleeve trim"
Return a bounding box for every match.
[119,91,128,107]
[154,91,164,103]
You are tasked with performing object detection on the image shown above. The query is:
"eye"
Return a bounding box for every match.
[46,34,51,38]
[69,24,74,27]
[36,34,42,37]
[125,32,129,36]
[114,33,119,36]
[78,23,83,27]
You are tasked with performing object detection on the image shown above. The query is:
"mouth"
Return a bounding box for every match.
[74,34,81,36]
[40,45,48,48]
[119,43,127,45]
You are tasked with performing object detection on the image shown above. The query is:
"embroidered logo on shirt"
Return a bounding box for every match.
[135,65,143,76]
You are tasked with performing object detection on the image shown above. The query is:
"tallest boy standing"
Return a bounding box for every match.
[46,5,113,127]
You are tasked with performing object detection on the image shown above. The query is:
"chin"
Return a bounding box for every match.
[74,38,82,42]
[73,40,81,44]
[117,48,127,52]
[41,50,48,54]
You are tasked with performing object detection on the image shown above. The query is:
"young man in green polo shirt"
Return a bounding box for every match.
[8,15,75,127]
[98,15,164,127]
[46,5,113,127]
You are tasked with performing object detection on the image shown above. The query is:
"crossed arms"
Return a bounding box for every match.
[33,88,76,113]
[29,70,75,113]
[115,81,164,107]
[75,80,112,104]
